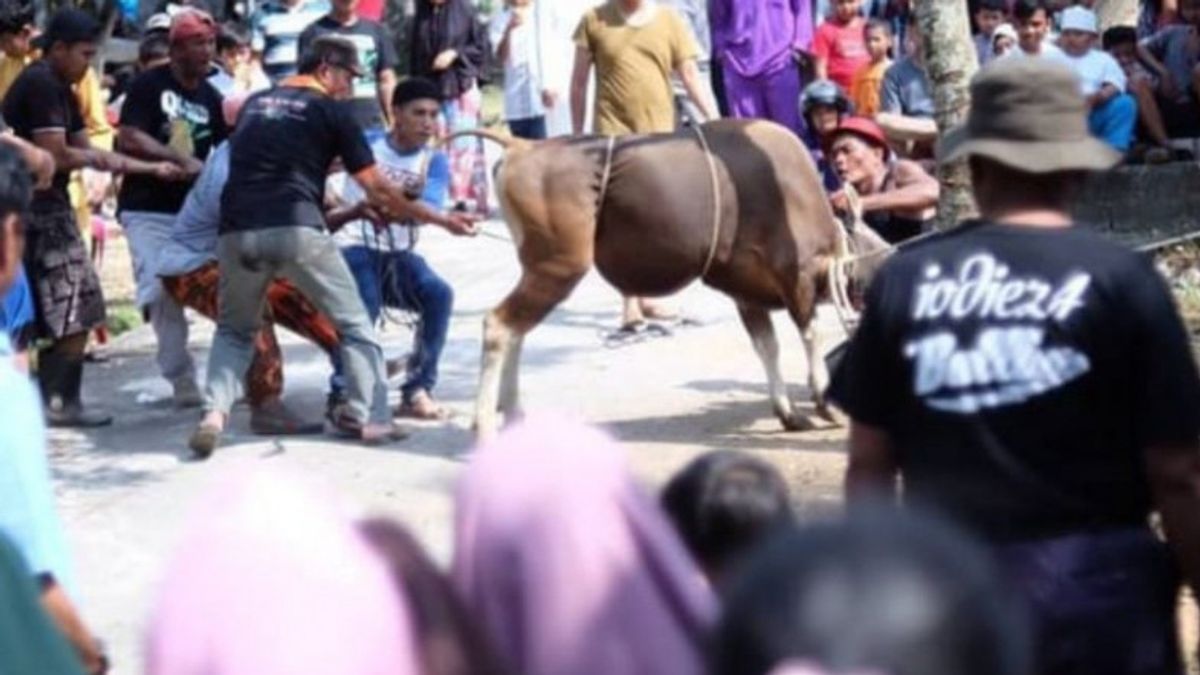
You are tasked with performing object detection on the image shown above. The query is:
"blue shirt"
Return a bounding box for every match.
[0,333,75,591]
[0,265,34,340]
[881,57,935,118]
[251,0,330,82]
[157,141,230,277]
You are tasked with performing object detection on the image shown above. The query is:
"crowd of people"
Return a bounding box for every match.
[3,0,1200,672]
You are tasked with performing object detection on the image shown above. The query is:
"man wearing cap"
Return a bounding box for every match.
[190,36,478,456]
[4,8,184,427]
[831,58,1200,674]
[1058,5,1137,151]
[297,0,396,141]
[827,116,937,243]
[116,9,228,408]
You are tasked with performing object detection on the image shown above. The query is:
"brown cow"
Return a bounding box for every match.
[464,118,890,438]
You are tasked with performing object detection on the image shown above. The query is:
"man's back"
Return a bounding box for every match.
[830,220,1200,542]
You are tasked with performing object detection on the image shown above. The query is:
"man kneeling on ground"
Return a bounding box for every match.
[326,76,459,420]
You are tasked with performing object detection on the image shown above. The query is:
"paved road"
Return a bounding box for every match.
[49,223,849,673]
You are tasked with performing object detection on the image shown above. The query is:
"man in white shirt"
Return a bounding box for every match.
[1011,0,1069,62]
[534,0,601,136]
[489,0,547,139]
[1058,6,1136,151]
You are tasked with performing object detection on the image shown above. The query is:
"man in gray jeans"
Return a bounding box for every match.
[189,36,477,457]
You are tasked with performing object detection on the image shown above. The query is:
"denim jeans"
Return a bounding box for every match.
[341,246,453,402]
[507,115,547,140]
[207,228,389,425]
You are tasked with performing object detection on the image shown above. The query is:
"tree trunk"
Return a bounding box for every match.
[1094,0,1138,32]
[915,0,979,230]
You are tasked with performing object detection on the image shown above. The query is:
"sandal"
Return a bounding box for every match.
[327,405,410,445]
[188,423,221,459]
[394,391,450,420]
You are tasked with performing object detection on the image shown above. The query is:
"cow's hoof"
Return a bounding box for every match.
[471,418,501,444]
[815,405,848,428]
[780,413,817,432]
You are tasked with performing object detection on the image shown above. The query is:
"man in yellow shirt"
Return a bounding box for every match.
[570,0,717,330]
[0,3,36,99]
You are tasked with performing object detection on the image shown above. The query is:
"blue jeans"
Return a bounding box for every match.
[341,246,453,401]
[507,115,547,140]
[1089,93,1137,152]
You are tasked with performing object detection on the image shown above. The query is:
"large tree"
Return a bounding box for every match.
[1094,0,1138,31]
[914,0,979,230]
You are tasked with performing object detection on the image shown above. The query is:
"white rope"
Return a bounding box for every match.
[596,135,616,212]
[690,123,723,280]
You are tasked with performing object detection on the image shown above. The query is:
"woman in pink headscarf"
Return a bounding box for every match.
[145,468,421,675]
[452,415,718,675]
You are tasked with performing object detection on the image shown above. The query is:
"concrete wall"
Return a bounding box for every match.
[1073,163,1200,248]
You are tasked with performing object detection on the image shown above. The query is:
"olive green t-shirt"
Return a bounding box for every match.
[574,3,698,135]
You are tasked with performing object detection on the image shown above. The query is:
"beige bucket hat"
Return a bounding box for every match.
[937,58,1121,173]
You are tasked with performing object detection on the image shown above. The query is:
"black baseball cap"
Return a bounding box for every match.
[32,9,101,50]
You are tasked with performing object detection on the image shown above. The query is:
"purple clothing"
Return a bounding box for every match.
[723,64,805,134]
[711,0,813,78]
[451,415,717,675]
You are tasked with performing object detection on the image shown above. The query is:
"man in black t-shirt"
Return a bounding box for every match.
[3,9,183,428]
[829,58,1200,675]
[117,9,227,409]
[296,0,397,139]
[189,36,477,458]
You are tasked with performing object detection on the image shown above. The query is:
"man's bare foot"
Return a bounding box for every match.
[394,390,450,420]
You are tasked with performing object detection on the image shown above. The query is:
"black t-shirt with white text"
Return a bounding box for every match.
[2,61,85,210]
[297,17,397,130]
[221,82,375,233]
[118,65,228,214]
[828,221,1200,543]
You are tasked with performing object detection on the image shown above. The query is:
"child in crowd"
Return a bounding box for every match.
[1058,6,1137,151]
[992,23,1018,57]
[800,79,851,191]
[814,0,871,93]
[974,0,1009,65]
[1103,25,1176,160]
[488,0,547,140]
[850,18,893,116]
[1138,0,1200,138]
[661,451,795,589]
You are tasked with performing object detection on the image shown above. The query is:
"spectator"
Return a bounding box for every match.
[116,9,228,409]
[325,77,464,421]
[571,0,718,332]
[0,142,105,674]
[533,0,601,136]
[158,93,339,437]
[1137,0,1200,138]
[711,509,1031,675]
[208,23,269,96]
[801,79,851,191]
[359,518,511,675]
[661,450,795,588]
[710,0,813,134]
[250,0,329,82]
[828,116,937,243]
[992,22,1018,57]
[1011,0,1069,59]
[877,13,937,155]
[974,0,1009,65]
[1104,25,1175,159]
[829,58,1200,675]
[3,9,182,427]
[0,1,35,99]
[662,0,719,126]
[849,18,893,116]
[489,0,548,139]
[813,0,870,93]
[452,416,717,675]
[191,37,475,453]
[0,533,86,675]
[409,0,490,217]
[298,0,397,142]
[1058,6,1137,152]
[146,468,421,674]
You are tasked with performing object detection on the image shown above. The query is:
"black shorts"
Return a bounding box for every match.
[1158,92,1200,138]
[24,204,106,340]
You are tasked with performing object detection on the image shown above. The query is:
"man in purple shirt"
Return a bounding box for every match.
[710,0,813,135]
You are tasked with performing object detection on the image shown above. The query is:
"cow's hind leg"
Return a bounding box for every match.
[498,333,524,419]
[737,303,811,431]
[782,273,840,426]
[475,270,583,440]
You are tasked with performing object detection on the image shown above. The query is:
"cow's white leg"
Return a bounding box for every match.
[737,304,808,431]
[475,311,515,441]
[498,333,524,422]
[800,320,837,423]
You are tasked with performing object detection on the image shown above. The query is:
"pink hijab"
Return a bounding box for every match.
[452,415,718,675]
[146,467,420,675]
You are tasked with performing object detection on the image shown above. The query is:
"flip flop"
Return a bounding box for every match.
[326,406,410,445]
[393,395,451,421]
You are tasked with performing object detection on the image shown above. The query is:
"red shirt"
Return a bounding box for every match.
[813,17,870,93]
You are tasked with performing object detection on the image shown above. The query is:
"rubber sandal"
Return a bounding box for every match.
[188,423,221,459]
